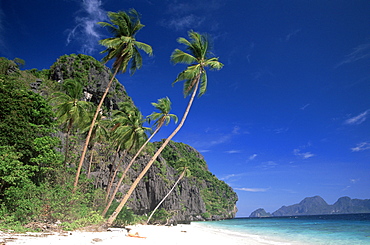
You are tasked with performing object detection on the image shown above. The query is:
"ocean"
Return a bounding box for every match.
[196,213,370,245]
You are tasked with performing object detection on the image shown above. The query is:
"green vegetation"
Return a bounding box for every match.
[159,141,237,218]
[0,8,236,232]
[0,72,105,231]
[49,54,105,87]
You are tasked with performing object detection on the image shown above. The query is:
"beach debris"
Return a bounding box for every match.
[127,232,146,239]
[92,237,103,242]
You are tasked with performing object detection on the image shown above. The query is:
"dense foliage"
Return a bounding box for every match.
[159,141,238,219]
[0,59,107,231]
[0,49,235,231]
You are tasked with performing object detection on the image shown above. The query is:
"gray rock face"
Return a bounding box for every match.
[47,54,238,223]
[49,54,128,111]
[90,143,236,223]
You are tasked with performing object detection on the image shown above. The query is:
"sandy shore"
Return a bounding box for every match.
[0,223,287,245]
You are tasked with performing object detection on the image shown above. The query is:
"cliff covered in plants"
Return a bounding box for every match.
[0,54,237,230]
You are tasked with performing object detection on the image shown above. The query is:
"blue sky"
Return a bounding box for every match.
[1,0,370,217]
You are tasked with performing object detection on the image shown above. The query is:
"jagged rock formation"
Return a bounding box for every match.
[250,196,370,217]
[249,208,272,217]
[91,141,238,222]
[49,53,130,111]
[46,54,238,223]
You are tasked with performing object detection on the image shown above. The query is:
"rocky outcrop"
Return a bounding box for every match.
[49,53,130,111]
[47,54,238,223]
[249,208,272,217]
[250,196,370,217]
[90,141,238,223]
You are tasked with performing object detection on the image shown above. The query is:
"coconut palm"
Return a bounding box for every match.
[50,79,94,165]
[103,102,150,203]
[106,31,223,225]
[74,9,152,190]
[102,97,177,216]
[147,158,191,224]
[81,112,109,178]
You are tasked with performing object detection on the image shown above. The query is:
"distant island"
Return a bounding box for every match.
[250,196,370,217]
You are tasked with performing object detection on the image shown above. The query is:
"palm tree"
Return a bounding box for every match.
[104,102,149,202]
[50,79,94,165]
[81,113,109,178]
[106,31,223,225]
[102,97,177,216]
[147,158,191,224]
[74,9,153,191]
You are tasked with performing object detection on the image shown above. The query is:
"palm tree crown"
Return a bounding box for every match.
[111,102,149,152]
[171,31,223,97]
[51,79,93,130]
[98,9,153,75]
[147,97,178,130]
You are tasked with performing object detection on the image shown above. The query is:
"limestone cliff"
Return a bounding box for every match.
[46,54,238,223]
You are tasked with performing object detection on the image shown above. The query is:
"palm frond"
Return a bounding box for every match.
[171,49,196,65]
[134,41,153,55]
[198,72,207,97]
[98,9,152,75]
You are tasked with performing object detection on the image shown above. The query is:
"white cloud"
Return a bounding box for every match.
[162,0,223,31]
[209,135,231,146]
[350,178,360,183]
[167,14,205,31]
[248,154,257,161]
[300,103,310,110]
[232,125,240,134]
[284,29,301,42]
[198,149,210,153]
[66,0,106,54]
[220,173,246,181]
[336,42,370,68]
[225,150,241,154]
[344,110,369,125]
[234,187,269,192]
[293,149,315,159]
[258,161,278,170]
[274,127,289,134]
[351,142,370,152]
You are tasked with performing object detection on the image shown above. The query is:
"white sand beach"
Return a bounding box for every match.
[0,223,276,245]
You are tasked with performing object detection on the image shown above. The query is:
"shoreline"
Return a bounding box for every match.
[1,222,305,245]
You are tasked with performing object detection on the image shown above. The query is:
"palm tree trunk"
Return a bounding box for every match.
[105,146,122,201]
[73,67,119,192]
[87,148,94,178]
[64,119,73,167]
[102,126,161,217]
[106,79,200,226]
[147,170,185,224]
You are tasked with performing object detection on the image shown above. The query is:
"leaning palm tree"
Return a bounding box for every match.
[50,79,94,165]
[104,102,149,203]
[102,97,177,216]
[74,9,153,190]
[147,158,191,224]
[106,31,223,225]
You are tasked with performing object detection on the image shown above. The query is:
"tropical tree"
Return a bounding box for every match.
[106,31,223,225]
[104,102,149,202]
[50,79,94,165]
[74,9,152,190]
[102,97,177,216]
[81,113,109,178]
[147,158,191,224]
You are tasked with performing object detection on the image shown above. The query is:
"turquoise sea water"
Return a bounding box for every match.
[196,213,370,245]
